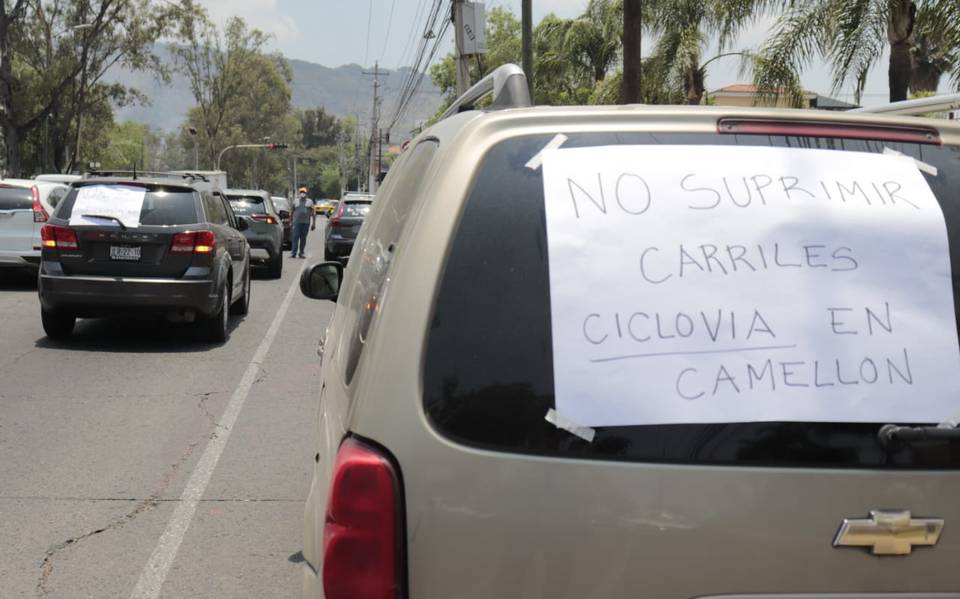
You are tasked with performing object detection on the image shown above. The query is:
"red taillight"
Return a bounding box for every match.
[40,224,78,250]
[250,213,276,225]
[330,201,346,225]
[323,437,403,599]
[32,186,48,223]
[171,231,216,254]
[718,118,941,145]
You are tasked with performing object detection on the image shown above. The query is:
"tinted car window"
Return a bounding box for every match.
[46,187,66,208]
[343,140,438,384]
[342,202,371,218]
[273,198,291,212]
[202,192,229,225]
[57,185,199,226]
[423,132,960,469]
[0,185,32,210]
[227,196,266,216]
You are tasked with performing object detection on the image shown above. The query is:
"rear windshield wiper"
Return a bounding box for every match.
[878,419,960,448]
[80,214,127,230]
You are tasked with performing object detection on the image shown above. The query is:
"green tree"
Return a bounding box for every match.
[566,0,623,83]
[751,0,959,105]
[641,0,767,105]
[172,7,271,166]
[1,0,175,176]
[301,106,343,148]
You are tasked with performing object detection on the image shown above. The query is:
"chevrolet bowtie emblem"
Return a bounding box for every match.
[834,510,944,555]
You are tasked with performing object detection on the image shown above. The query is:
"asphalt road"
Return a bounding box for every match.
[0,225,333,598]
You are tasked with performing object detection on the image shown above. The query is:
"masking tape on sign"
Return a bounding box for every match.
[525,134,569,170]
[545,408,596,442]
[883,147,939,177]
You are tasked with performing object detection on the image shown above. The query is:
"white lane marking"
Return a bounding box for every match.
[129,261,309,599]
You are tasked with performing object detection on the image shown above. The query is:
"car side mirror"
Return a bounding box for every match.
[301,262,343,301]
[237,217,249,231]
[278,210,290,219]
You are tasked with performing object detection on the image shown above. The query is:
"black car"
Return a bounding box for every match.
[37,176,252,342]
[324,197,373,261]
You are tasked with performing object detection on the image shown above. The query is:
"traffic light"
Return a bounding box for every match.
[265,143,288,150]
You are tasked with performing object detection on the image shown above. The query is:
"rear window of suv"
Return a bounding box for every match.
[423,131,960,469]
[0,185,32,210]
[56,184,199,225]
[342,202,371,218]
[227,195,267,216]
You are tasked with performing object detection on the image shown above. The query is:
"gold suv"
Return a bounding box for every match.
[299,64,960,599]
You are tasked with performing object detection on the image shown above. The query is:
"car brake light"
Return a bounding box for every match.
[330,201,346,226]
[32,186,48,223]
[40,224,78,250]
[194,230,215,253]
[171,231,216,254]
[718,118,941,145]
[250,213,277,225]
[323,437,403,599]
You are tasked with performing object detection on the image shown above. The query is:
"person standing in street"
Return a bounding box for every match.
[290,187,316,258]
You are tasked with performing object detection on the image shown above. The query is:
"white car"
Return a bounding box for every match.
[34,173,82,185]
[0,179,69,269]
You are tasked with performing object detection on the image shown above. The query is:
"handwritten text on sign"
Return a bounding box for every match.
[69,185,147,229]
[541,145,960,427]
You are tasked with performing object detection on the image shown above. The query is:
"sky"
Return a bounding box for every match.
[194,0,949,107]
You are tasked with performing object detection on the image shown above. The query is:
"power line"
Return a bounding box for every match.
[387,0,447,132]
[363,0,374,67]
[389,13,451,133]
[379,0,398,63]
[396,0,429,69]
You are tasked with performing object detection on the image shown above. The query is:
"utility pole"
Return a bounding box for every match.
[363,62,389,193]
[521,0,533,99]
[453,0,470,96]
[623,0,643,104]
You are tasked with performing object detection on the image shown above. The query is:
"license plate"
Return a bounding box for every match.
[110,245,141,261]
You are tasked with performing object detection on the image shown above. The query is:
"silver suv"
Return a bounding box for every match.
[298,65,960,598]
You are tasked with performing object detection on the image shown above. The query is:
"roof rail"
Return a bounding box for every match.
[84,170,210,183]
[851,92,960,116]
[439,63,532,120]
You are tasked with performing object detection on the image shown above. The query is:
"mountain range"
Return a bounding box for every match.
[110,48,444,139]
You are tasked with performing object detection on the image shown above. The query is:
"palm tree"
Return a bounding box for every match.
[566,0,624,83]
[643,0,770,105]
[751,0,959,105]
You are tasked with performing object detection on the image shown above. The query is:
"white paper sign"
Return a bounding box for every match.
[541,145,960,427]
[69,185,146,228]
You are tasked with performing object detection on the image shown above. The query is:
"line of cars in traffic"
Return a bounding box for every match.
[0,170,377,342]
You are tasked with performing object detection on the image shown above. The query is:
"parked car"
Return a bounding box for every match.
[224,189,283,278]
[313,198,338,216]
[272,196,293,250]
[323,196,372,261]
[37,174,251,341]
[298,65,960,599]
[34,173,82,185]
[0,179,69,270]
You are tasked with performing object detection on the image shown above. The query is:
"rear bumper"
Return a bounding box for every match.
[38,268,219,315]
[324,239,354,257]
[245,235,281,261]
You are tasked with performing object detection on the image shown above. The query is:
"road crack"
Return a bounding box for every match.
[195,391,229,434]
[35,433,206,597]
